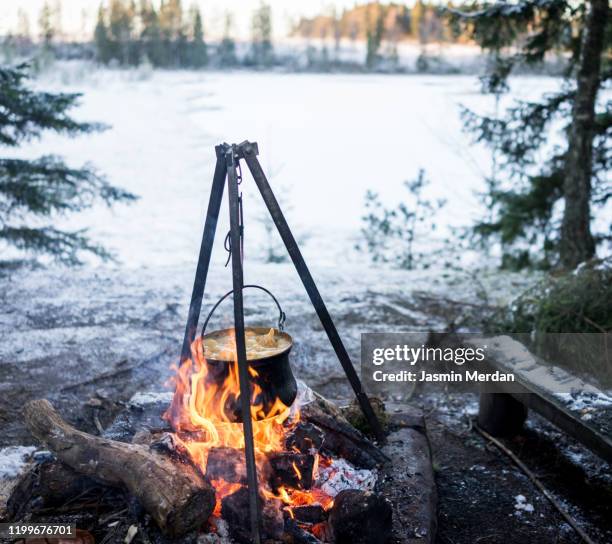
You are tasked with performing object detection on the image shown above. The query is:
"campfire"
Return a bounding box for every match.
[160,329,383,542]
[20,344,391,544]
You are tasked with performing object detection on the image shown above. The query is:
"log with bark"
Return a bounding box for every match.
[23,399,215,538]
[300,393,388,469]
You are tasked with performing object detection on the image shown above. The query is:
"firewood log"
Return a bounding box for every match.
[283,516,324,543]
[328,489,392,544]
[205,447,247,484]
[285,422,324,454]
[300,394,388,469]
[268,452,315,490]
[290,503,327,524]
[221,487,284,543]
[23,399,215,538]
[5,460,100,520]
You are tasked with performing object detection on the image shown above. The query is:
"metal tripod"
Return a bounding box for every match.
[178,141,384,544]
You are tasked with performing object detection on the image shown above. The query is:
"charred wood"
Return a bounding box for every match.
[283,516,323,544]
[221,486,283,543]
[290,504,327,524]
[328,489,392,544]
[301,395,388,469]
[285,422,324,454]
[205,447,247,484]
[268,452,315,490]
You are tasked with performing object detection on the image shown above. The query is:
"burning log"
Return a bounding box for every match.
[205,447,247,484]
[23,399,215,538]
[301,394,388,469]
[328,489,392,544]
[290,503,327,524]
[268,452,315,490]
[283,517,324,544]
[221,486,284,543]
[285,422,325,454]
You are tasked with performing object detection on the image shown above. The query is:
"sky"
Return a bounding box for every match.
[0,0,391,41]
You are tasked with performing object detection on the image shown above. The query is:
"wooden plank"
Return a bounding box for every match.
[474,337,612,463]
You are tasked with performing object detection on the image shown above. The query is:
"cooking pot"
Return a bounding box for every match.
[200,284,297,422]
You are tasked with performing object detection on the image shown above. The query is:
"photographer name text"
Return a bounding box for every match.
[370,345,515,383]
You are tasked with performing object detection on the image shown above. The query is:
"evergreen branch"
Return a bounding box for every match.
[461,89,574,170]
[0,156,137,219]
[0,226,113,265]
[446,0,569,23]
[0,63,106,147]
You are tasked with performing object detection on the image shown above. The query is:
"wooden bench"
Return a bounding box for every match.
[470,336,612,463]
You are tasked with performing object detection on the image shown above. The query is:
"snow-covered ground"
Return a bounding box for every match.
[5,63,569,269]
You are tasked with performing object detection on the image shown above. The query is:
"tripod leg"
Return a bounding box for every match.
[243,150,386,443]
[226,147,262,544]
[179,146,227,364]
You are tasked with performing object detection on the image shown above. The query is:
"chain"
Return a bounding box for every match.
[224,151,245,267]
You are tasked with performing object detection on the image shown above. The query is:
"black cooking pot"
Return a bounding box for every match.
[200,285,297,422]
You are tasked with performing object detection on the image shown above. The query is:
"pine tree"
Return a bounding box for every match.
[250,2,274,67]
[140,0,165,66]
[108,0,135,65]
[94,6,112,64]
[365,5,385,69]
[450,1,610,269]
[189,7,208,68]
[0,64,136,265]
[218,13,237,67]
[38,1,55,46]
[160,0,184,66]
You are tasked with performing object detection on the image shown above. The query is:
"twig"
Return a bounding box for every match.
[93,408,105,434]
[472,420,596,544]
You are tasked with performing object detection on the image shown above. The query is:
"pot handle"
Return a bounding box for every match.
[200,284,286,339]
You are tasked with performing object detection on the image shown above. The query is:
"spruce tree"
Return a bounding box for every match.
[189,8,208,68]
[0,64,135,264]
[250,2,274,67]
[218,13,238,67]
[94,6,112,64]
[38,1,55,47]
[450,1,610,269]
[140,0,165,67]
[365,6,385,69]
[108,0,135,65]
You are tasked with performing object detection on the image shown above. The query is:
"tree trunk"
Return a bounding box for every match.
[560,0,608,268]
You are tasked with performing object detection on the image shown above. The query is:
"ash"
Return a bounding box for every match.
[318,458,378,497]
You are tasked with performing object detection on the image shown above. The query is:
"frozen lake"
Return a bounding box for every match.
[9,65,564,269]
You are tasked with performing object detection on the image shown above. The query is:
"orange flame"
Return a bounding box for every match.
[164,333,333,516]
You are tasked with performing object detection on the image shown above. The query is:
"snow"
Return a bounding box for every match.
[0,446,36,480]
[5,63,575,269]
[514,494,534,514]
